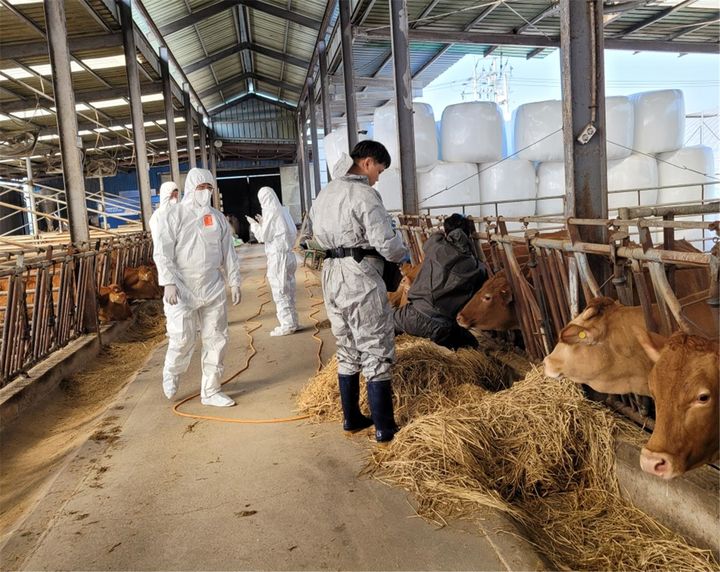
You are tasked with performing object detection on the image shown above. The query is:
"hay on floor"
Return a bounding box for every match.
[296,335,507,425]
[366,367,718,571]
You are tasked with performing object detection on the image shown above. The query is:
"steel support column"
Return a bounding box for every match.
[560,0,608,224]
[44,0,90,245]
[339,0,358,152]
[183,85,197,169]
[296,114,307,215]
[307,82,323,198]
[299,107,312,208]
[160,46,181,182]
[25,157,38,235]
[560,0,608,278]
[119,0,153,230]
[199,119,208,169]
[318,41,332,136]
[389,0,419,214]
[99,176,109,229]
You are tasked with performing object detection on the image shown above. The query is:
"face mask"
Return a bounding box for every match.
[193,188,211,208]
[169,197,178,204]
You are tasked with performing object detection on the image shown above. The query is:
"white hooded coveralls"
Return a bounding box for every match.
[308,155,408,381]
[152,168,242,399]
[149,181,178,241]
[256,187,298,333]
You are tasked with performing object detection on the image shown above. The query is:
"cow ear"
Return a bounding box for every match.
[634,327,665,363]
[500,289,513,305]
[560,324,595,344]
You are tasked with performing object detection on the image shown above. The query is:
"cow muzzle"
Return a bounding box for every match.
[542,356,561,379]
[640,448,677,480]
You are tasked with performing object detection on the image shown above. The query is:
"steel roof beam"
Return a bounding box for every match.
[184,42,308,74]
[613,0,697,38]
[198,73,301,99]
[0,33,122,60]
[209,92,296,115]
[514,2,560,35]
[355,26,719,54]
[411,0,442,29]
[0,82,162,115]
[158,0,320,36]
[664,13,719,41]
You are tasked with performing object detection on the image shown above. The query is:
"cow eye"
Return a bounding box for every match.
[483,294,492,302]
[697,393,710,404]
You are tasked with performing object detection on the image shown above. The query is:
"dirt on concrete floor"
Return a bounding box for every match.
[0,302,166,542]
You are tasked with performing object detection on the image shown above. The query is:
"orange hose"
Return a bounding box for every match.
[171,265,325,424]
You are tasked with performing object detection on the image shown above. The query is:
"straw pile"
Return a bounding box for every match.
[296,335,508,425]
[367,367,718,571]
[61,302,166,404]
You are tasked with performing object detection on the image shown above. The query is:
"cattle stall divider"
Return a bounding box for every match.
[0,232,154,387]
[396,196,718,430]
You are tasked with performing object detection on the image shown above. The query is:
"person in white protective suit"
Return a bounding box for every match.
[307,140,409,443]
[153,168,242,407]
[245,187,299,336]
[149,181,179,240]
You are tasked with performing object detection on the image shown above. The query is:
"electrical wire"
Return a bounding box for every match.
[171,262,325,425]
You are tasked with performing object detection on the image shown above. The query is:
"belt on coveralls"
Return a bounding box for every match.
[324,247,382,263]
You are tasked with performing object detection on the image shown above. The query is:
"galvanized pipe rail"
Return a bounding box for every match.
[0,233,153,386]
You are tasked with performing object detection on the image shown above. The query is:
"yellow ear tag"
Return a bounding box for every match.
[578,331,587,339]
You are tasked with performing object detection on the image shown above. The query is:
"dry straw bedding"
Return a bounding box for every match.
[297,337,718,571]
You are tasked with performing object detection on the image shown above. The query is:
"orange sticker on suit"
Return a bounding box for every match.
[203,214,214,227]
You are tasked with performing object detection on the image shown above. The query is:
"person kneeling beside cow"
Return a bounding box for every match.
[393,214,487,350]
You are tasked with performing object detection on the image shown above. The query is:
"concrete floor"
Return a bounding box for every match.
[1,245,545,571]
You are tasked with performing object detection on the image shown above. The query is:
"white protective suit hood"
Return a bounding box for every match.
[332,153,355,180]
[158,181,178,210]
[183,168,215,210]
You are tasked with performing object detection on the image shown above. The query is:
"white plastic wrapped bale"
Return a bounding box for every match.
[478,159,536,230]
[322,125,372,176]
[375,168,403,212]
[417,162,480,216]
[536,162,565,231]
[606,96,634,160]
[607,154,658,212]
[373,102,438,170]
[513,100,563,162]
[657,145,717,247]
[441,102,504,163]
[631,89,685,154]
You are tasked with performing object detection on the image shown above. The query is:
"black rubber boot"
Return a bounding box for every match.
[338,373,373,433]
[367,379,399,443]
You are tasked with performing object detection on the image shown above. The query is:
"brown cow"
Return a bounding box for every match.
[635,331,719,479]
[543,296,718,396]
[98,284,132,323]
[387,262,422,308]
[122,265,161,300]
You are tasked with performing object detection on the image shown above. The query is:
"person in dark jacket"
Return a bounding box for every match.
[393,213,487,350]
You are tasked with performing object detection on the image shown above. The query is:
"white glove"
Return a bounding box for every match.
[164,284,179,305]
[231,286,241,306]
[245,215,255,225]
[254,214,263,223]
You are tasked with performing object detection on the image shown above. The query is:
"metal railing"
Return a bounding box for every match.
[0,232,153,387]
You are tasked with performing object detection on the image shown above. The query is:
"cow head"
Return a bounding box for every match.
[457,272,517,332]
[136,265,153,282]
[543,297,656,396]
[107,284,127,305]
[636,331,719,479]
